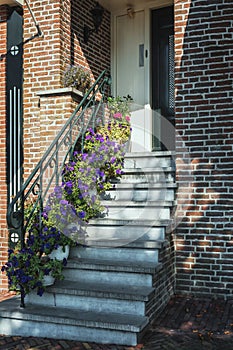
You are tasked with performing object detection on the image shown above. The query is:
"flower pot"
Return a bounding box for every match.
[49,245,70,261]
[42,273,55,286]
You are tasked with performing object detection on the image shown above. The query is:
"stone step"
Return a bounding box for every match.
[124,151,175,169]
[125,151,175,158]
[0,297,147,346]
[101,202,171,220]
[49,279,156,301]
[67,257,161,273]
[104,204,170,220]
[85,239,165,249]
[70,246,159,263]
[62,267,153,287]
[89,218,171,226]
[26,278,155,316]
[83,220,166,245]
[102,183,176,201]
[109,165,175,184]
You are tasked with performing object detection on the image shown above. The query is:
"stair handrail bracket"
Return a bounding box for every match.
[7,70,110,248]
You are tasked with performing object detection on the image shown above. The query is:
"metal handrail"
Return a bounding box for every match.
[7,70,110,249]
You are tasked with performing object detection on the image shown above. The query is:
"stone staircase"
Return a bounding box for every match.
[0,151,176,346]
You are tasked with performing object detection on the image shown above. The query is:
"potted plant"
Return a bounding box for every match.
[98,95,133,150]
[1,244,66,297]
[41,185,79,259]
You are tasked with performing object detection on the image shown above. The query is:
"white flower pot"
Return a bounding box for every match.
[49,245,70,261]
[42,274,55,286]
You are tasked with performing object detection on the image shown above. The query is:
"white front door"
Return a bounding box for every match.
[115,10,152,152]
[116,10,145,106]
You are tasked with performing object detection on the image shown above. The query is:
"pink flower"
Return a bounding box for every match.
[114,112,122,119]
[125,115,130,122]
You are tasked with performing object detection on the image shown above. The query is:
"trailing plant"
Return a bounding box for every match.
[97,117,131,143]
[97,95,133,143]
[1,243,67,297]
[107,95,133,118]
[2,94,133,298]
[42,185,82,248]
[62,129,125,220]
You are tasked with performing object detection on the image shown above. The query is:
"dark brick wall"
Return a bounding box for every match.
[174,0,233,298]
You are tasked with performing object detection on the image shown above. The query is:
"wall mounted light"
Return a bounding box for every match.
[127,7,135,19]
[84,2,104,44]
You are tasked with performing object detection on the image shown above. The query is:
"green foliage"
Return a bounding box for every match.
[2,94,133,298]
[1,243,66,297]
[63,129,125,220]
[107,95,133,118]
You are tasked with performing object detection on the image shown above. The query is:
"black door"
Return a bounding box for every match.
[151,6,175,150]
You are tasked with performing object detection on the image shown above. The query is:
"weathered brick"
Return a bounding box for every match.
[175,0,233,298]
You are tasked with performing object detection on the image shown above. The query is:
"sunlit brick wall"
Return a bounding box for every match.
[175,0,233,298]
[0,5,9,291]
[23,0,111,175]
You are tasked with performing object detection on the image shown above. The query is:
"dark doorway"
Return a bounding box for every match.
[151,6,175,151]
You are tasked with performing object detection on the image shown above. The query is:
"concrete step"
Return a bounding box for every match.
[26,278,155,316]
[83,219,166,245]
[0,297,147,345]
[102,183,176,202]
[85,239,165,249]
[101,200,172,220]
[85,223,165,246]
[70,246,159,264]
[67,257,161,273]
[83,239,166,250]
[49,279,155,301]
[124,151,175,169]
[115,167,175,184]
[62,267,153,287]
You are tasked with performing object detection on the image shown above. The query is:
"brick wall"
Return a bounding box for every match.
[0,5,8,291]
[23,0,66,175]
[70,0,111,78]
[175,0,233,299]
[23,0,111,175]
[146,235,175,320]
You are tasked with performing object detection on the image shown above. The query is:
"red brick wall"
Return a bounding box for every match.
[23,0,64,175]
[70,0,111,78]
[0,5,9,291]
[175,0,233,298]
[23,0,111,175]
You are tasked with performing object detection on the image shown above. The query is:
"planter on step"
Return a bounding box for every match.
[49,245,70,261]
[42,273,55,287]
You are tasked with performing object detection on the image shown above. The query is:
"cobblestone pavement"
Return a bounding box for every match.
[0,293,233,350]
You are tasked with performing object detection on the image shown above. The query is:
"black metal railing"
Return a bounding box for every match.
[7,70,110,254]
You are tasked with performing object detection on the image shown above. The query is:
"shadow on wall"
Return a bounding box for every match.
[175,0,233,297]
[70,0,111,80]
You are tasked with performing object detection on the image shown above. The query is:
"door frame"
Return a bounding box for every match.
[111,0,173,102]
[111,0,174,151]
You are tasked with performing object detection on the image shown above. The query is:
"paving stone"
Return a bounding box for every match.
[1,295,233,349]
